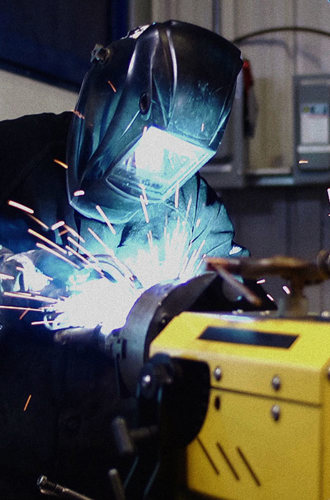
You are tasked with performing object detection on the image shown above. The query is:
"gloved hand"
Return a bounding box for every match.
[0,245,87,301]
[44,254,143,337]
[0,247,51,294]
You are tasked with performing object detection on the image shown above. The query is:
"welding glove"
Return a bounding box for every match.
[0,247,51,294]
[0,246,80,296]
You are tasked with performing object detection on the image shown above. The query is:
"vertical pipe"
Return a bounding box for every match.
[212,0,221,34]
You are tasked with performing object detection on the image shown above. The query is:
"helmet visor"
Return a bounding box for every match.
[106,126,214,201]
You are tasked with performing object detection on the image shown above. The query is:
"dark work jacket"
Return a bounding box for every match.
[0,113,131,500]
[0,112,247,499]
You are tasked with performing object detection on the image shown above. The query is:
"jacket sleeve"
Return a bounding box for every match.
[181,174,249,258]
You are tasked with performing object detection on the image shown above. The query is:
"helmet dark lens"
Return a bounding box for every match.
[139,92,151,115]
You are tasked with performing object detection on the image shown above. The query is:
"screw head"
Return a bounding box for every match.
[213,366,222,381]
[271,404,281,421]
[272,375,281,391]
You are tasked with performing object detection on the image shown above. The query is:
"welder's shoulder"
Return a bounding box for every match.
[182,173,223,210]
[0,112,72,204]
[0,111,72,158]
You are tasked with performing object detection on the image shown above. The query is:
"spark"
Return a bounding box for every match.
[87,227,115,256]
[124,213,203,289]
[87,227,137,281]
[67,236,97,263]
[201,122,205,132]
[73,190,85,197]
[282,285,291,295]
[147,229,153,250]
[96,205,116,234]
[123,110,140,135]
[51,221,65,231]
[71,110,85,120]
[31,320,50,326]
[0,272,14,280]
[3,291,57,304]
[195,253,206,272]
[87,228,136,283]
[138,184,149,205]
[185,197,192,219]
[267,293,275,302]
[182,239,206,277]
[327,188,330,203]
[27,214,49,230]
[19,309,29,320]
[8,200,34,214]
[140,195,149,223]
[65,245,93,267]
[299,160,309,164]
[53,159,68,169]
[257,278,266,284]
[195,218,201,228]
[107,80,117,92]
[0,305,43,312]
[36,242,80,269]
[23,394,32,412]
[28,228,67,255]
[65,244,104,277]
[63,224,85,243]
[174,183,180,209]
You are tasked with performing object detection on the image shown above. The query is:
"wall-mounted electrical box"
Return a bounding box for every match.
[293,74,330,184]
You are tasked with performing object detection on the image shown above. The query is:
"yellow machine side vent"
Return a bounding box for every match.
[196,437,261,487]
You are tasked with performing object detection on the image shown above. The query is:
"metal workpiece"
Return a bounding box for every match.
[206,250,330,317]
[104,272,217,396]
[53,325,102,345]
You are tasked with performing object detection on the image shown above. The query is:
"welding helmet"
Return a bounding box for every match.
[67,20,242,223]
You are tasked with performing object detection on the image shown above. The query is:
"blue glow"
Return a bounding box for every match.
[45,211,206,335]
[107,126,214,200]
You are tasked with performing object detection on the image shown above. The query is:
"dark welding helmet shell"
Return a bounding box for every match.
[66,20,242,223]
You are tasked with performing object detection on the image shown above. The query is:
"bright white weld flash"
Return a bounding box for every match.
[6,188,206,336]
[47,206,204,335]
[46,274,142,334]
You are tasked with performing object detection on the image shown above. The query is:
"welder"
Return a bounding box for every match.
[0,21,248,499]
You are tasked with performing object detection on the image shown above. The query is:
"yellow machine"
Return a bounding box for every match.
[151,312,330,500]
[40,252,330,499]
